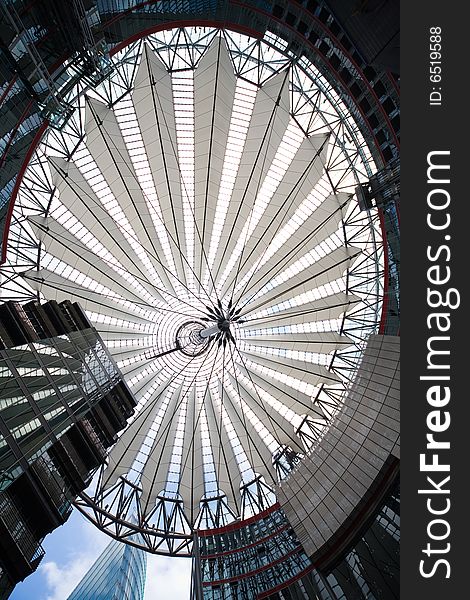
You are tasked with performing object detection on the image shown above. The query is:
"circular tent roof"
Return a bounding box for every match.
[2,27,383,555]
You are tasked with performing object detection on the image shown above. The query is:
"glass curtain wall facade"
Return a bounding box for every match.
[67,536,147,600]
[0,299,137,598]
[323,483,400,600]
[196,462,399,600]
[0,300,123,486]
[199,505,312,599]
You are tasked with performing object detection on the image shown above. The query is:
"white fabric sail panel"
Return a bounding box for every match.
[242,331,352,355]
[118,356,161,379]
[244,246,361,315]
[26,216,156,307]
[126,374,181,419]
[49,156,133,252]
[106,345,155,364]
[94,329,156,342]
[178,388,205,523]
[236,194,351,306]
[239,348,341,386]
[132,46,188,290]
[281,192,350,248]
[223,134,329,296]
[23,269,153,326]
[238,362,327,421]
[48,157,164,299]
[226,370,304,454]
[218,378,277,486]
[103,378,173,489]
[211,71,291,286]
[84,97,177,294]
[242,292,360,328]
[129,371,169,405]
[193,38,237,285]
[204,387,242,515]
[139,384,184,514]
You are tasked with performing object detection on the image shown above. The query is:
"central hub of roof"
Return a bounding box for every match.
[217,318,231,332]
[196,299,243,347]
[176,320,211,357]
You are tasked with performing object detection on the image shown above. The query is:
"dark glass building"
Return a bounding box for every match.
[198,485,399,600]
[67,536,147,600]
[195,335,400,600]
[0,300,136,598]
[0,2,399,599]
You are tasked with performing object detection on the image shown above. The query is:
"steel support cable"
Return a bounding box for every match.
[101,347,211,490]
[209,68,291,293]
[236,198,351,316]
[178,343,241,521]
[240,298,356,325]
[48,159,211,316]
[28,218,200,320]
[143,43,222,306]
[143,44,188,291]
[85,96,215,307]
[226,340,265,473]
[241,253,358,322]
[238,195,349,305]
[225,75,281,307]
[230,341,290,450]
[229,347,328,419]
[139,344,218,517]
[226,135,331,304]
[118,360,165,392]
[230,342,318,457]
[21,273,161,323]
[225,341,277,488]
[212,40,312,299]
[211,343,243,514]
[197,37,222,285]
[235,335,341,386]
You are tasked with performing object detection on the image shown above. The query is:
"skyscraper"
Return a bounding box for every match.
[67,537,147,600]
[0,300,137,597]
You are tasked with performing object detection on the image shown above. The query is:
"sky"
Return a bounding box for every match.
[11,509,192,600]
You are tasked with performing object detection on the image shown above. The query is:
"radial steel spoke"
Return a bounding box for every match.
[2,26,384,551]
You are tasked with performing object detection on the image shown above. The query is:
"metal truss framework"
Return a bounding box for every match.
[0,26,384,555]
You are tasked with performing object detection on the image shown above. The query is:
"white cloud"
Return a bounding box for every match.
[41,557,93,600]
[39,513,192,600]
[40,515,110,600]
[144,555,191,600]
